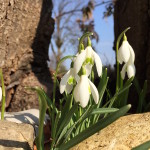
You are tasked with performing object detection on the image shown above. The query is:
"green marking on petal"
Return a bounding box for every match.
[85,57,93,65]
[90,58,94,65]
[88,86,91,94]
[68,76,74,85]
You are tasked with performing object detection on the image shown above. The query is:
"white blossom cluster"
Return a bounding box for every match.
[59,34,135,108]
[60,41,102,108]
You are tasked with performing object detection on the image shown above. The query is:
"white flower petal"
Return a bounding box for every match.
[73,75,90,108]
[128,44,135,63]
[118,41,130,63]
[75,74,80,83]
[127,64,136,78]
[88,79,99,104]
[60,70,71,94]
[93,51,102,77]
[121,63,127,80]
[85,64,92,76]
[74,50,86,74]
[0,87,2,102]
[85,46,93,58]
[117,49,123,64]
[66,84,73,94]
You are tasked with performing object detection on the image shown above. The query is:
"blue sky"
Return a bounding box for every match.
[50,1,115,69]
[93,4,115,67]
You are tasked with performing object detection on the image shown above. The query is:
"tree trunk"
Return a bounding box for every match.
[0,0,54,111]
[114,0,150,111]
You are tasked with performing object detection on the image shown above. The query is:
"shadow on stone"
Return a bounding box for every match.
[0,139,31,150]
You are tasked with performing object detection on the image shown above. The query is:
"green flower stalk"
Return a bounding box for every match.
[0,69,5,120]
[78,32,93,53]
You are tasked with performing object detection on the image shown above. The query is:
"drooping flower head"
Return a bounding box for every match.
[118,34,136,79]
[60,34,101,108]
[60,65,79,94]
[74,37,102,77]
[73,67,99,108]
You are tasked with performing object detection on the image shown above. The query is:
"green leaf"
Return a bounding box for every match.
[51,111,61,149]
[137,80,147,113]
[92,68,109,123]
[30,87,47,150]
[40,88,58,113]
[107,81,132,110]
[61,106,94,145]
[91,108,119,115]
[97,68,108,107]
[58,94,73,128]
[57,104,131,150]
[132,140,150,150]
[133,77,141,96]
[55,102,79,144]
[115,77,134,108]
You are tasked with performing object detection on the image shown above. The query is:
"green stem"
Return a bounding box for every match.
[78,32,93,53]
[51,55,75,149]
[116,41,120,92]
[0,69,5,120]
[116,27,130,92]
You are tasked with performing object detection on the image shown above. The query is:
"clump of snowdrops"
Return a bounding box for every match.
[1,28,148,150]
[31,28,134,150]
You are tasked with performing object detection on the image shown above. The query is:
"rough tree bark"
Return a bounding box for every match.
[0,0,54,111]
[114,0,150,110]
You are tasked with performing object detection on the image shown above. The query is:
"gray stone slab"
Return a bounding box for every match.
[0,120,34,150]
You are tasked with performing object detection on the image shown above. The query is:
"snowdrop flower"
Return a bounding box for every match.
[0,87,2,102]
[118,35,136,79]
[74,46,102,77]
[74,51,93,77]
[73,75,99,108]
[60,68,79,94]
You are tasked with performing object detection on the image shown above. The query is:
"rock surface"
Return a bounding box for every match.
[0,120,34,150]
[0,109,49,136]
[71,113,150,150]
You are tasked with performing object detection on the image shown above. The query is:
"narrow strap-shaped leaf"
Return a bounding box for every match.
[133,77,141,96]
[60,106,93,145]
[97,68,108,108]
[132,140,150,150]
[108,80,132,109]
[41,88,58,113]
[57,104,131,150]
[137,80,147,113]
[91,108,119,115]
[57,94,73,129]
[92,69,109,123]
[51,111,61,149]
[32,87,47,150]
[114,77,133,108]
[56,102,79,142]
